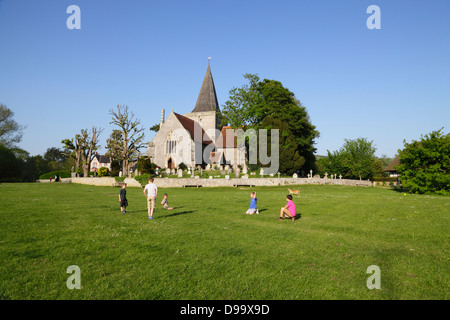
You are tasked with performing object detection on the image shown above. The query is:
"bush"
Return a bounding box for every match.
[114,176,125,183]
[137,157,156,175]
[178,162,187,170]
[397,129,450,194]
[134,173,155,186]
[39,171,71,180]
[372,176,398,182]
[98,167,109,177]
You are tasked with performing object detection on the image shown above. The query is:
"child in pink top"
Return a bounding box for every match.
[279,194,296,221]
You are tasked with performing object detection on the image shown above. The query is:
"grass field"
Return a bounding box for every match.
[0,182,448,300]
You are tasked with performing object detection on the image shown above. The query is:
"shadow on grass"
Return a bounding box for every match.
[390,187,410,194]
[279,213,302,221]
[162,210,195,218]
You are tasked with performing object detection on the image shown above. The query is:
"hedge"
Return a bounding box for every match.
[39,171,71,179]
[372,176,399,182]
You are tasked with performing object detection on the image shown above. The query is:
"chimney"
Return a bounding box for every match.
[160,109,165,128]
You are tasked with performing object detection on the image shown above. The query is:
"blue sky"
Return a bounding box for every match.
[0,0,449,158]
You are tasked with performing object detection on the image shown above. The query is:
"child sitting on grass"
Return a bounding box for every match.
[246,192,259,215]
[160,194,174,210]
[279,194,296,221]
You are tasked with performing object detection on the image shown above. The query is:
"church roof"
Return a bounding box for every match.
[215,126,236,148]
[173,112,213,145]
[192,64,220,113]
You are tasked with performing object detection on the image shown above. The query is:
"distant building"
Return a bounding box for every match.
[90,154,111,172]
[384,155,400,177]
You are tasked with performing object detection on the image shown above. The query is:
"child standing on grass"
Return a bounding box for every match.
[143,177,158,220]
[119,183,128,214]
[161,194,174,210]
[246,192,259,214]
[279,194,296,221]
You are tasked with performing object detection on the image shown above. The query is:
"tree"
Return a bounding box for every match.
[43,147,68,171]
[340,138,377,180]
[62,127,102,176]
[136,156,156,175]
[221,74,319,172]
[79,127,102,177]
[105,129,124,162]
[221,73,262,128]
[0,103,25,148]
[260,116,305,175]
[109,105,146,177]
[319,138,378,180]
[149,123,160,133]
[397,128,449,195]
[0,145,22,181]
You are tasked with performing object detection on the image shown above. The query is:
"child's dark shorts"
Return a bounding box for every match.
[120,200,128,207]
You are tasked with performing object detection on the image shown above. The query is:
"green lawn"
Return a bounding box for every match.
[0,182,448,300]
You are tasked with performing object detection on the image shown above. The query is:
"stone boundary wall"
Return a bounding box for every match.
[48,177,373,188]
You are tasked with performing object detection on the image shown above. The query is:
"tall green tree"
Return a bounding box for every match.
[319,138,378,180]
[340,138,377,180]
[397,129,449,195]
[260,116,305,175]
[0,103,24,148]
[221,74,319,172]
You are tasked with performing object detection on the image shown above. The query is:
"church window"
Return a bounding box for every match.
[166,133,177,154]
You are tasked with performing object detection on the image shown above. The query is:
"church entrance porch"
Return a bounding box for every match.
[167,157,175,170]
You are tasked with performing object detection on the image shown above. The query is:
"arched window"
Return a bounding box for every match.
[166,132,177,154]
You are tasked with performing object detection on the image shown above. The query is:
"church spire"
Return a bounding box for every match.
[192,63,220,113]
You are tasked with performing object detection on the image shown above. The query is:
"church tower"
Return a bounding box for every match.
[184,63,222,143]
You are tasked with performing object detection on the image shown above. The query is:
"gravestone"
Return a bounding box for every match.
[209,176,213,180]
[177,169,183,178]
[225,175,230,180]
[293,173,298,178]
[339,174,342,179]
[324,172,328,179]
[277,172,281,178]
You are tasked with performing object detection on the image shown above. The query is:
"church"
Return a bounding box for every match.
[146,64,246,170]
